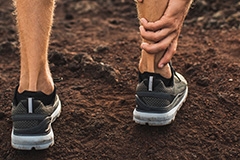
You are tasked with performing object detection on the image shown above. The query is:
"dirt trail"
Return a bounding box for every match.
[0,0,239,159]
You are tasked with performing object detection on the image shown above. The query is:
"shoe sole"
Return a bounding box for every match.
[133,86,188,126]
[11,99,61,150]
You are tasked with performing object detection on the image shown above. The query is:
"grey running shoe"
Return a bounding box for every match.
[133,67,188,126]
[11,88,61,150]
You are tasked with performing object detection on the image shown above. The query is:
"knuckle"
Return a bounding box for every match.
[140,32,147,39]
[152,35,159,42]
[146,47,157,54]
[172,23,179,31]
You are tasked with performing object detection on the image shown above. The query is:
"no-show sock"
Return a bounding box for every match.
[16,88,56,105]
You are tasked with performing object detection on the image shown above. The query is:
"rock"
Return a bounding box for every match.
[68,52,93,72]
[194,0,208,13]
[71,85,85,91]
[73,1,100,15]
[226,12,240,28]
[196,77,210,87]
[212,11,225,19]
[93,45,109,53]
[71,52,120,83]
[0,41,16,54]
[49,52,67,66]
[234,85,240,91]
[217,92,232,104]
[236,2,240,10]
[88,62,120,83]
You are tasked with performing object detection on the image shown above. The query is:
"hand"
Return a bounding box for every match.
[139,0,192,68]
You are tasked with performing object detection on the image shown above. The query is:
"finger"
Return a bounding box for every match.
[158,39,178,68]
[140,25,162,43]
[141,32,177,54]
[140,25,175,43]
[140,17,170,32]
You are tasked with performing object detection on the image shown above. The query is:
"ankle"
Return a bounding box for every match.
[16,87,56,105]
[18,72,54,95]
[18,82,54,95]
[18,69,54,95]
[154,64,172,79]
[37,79,54,95]
[139,63,172,79]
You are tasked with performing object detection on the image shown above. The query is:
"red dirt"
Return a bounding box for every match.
[0,0,239,159]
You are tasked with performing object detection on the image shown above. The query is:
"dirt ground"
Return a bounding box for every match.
[0,0,239,159]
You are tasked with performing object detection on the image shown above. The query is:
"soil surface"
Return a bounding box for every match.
[0,0,240,159]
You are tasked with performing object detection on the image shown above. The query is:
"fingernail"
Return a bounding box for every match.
[158,64,164,68]
[140,18,146,24]
[141,42,147,48]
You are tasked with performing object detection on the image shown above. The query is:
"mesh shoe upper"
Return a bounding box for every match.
[135,69,187,113]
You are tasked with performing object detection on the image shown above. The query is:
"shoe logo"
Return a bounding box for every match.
[148,76,153,92]
[28,97,33,113]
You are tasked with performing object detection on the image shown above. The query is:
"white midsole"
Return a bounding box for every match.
[133,86,188,126]
[11,128,54,150]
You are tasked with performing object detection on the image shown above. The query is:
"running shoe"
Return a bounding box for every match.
[133,65,188,126]
[11,87,61,150]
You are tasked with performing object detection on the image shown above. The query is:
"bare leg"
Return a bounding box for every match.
[136,0,171,78]
[15,0,55,94]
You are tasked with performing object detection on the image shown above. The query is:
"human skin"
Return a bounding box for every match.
[14,0,192,95]
[136,0,192,77]
[14,0,55,94]
[136,0,171,78]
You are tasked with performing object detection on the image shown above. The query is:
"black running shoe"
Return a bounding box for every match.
[133,66,188,126]
[11,87,61,150]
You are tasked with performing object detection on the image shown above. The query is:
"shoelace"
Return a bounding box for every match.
[53,77,63,83]
[169,62,181,82]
